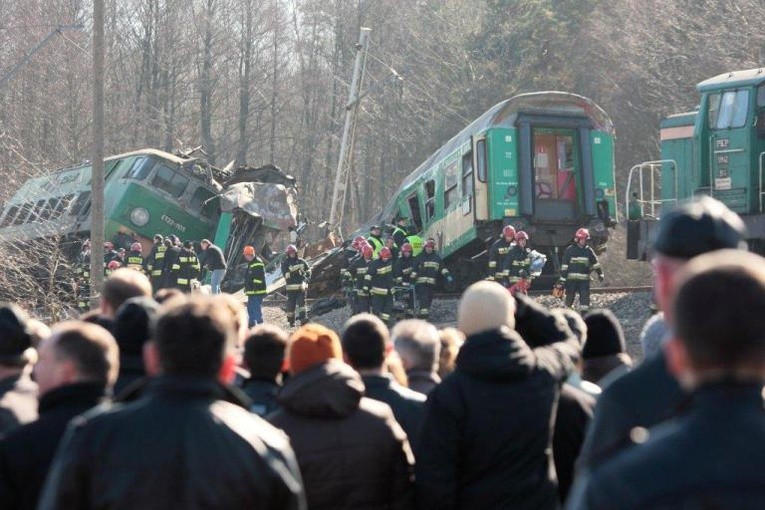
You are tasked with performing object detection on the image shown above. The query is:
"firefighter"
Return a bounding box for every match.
[126,242,144,272]
[341,236,364,311]
[243,245,267,327]
[105,260,121,277]
[503,231,532,294]
[282,244,311,327]
[75,239,91,313]
[349,243,373,314]
[145,234,167,292]
[412,238,452,320]
[559,228,604,312]
[176,241,201,293]
[392,217,409,248]
[394,242,416,318]
[487,225,515,281]
[162,238,182,289]
[367,225,384,258]
[366,246,396,325]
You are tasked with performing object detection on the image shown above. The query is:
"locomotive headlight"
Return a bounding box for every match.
[130,207,150,226]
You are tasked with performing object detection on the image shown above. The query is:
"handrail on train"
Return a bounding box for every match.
[625,160,678,219]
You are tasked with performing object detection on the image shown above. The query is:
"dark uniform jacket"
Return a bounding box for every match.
[177,248,201,287]
[126,251,144,272]
[569,382,765,510]
[503,245,531,283]
[241,378,281,417]
[245,256,267,296]
[560,244,603,282]
[340,250,358,290]
[0,383,105,510]
[349,256,373,296]
[281,257,311,292]
[487,238,513,278]
[201,244,227,271]
[268,360,414,510]
[0,372,37,436]
[553,383,595,505]
[366,258,395,295]
[416,308,581,510]
[412,252,449,286]
[37,376,306,510]
[361,374,426,452]
[161,245,182,288]
[394,255,416,285]
[144,243,166,278]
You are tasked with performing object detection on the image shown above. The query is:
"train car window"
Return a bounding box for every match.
[444,161,459,209]
[13,203,32,226]
[28,199,46,223]
[1,206,19,227]
[151,164,189,198]
[70,191,91,217]
[476,140,487,183]
[462,151,474,198]
[125,156,151,180]
[711,90,749,129]
[407,194,423,232]
[56,194,74,217]
[424,180,436,221]
[38,198,56,221]
[758,85,765,107]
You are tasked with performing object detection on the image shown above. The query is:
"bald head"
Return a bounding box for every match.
[458,281,516,336]
[100,268,152,318]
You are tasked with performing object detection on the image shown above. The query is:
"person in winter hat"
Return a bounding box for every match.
[581,309,633,385]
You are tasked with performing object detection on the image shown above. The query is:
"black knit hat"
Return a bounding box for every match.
[582,309,625,358]
[0,303,33,367]
[652,196,747,259]
[112,297,159,356]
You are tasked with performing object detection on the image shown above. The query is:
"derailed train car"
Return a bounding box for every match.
[354,92,617,286]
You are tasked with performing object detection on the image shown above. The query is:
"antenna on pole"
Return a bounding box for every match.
[328,27,371,236]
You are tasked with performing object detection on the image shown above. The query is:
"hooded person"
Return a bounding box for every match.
[267,324,414,510]
[416,281,581,510]
[581,309,633,385]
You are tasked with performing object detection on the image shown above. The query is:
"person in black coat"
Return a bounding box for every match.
[38,297,305,510]
[0,321,117,510]
[240,324,288,417]
[0,303,38,436]
[553,383,594,505]
[341,313,426,452]
[568,250,765,509]
[416,282,581,510]
[111,297,159,396]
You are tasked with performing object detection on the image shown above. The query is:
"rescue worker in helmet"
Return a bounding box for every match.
[176,241,201,293]
[243,245,267,327]
[412,238,452,320]
[503,231,532,294]
[341,236,365,311]
[367,225,384,258]
[75,239,91,313]
[394,242,416,318]
[144,234,167,292]
[487,225,515,281]
[281,244,311,327]
[103,241,119,267]
[162,238,182,289]
[392,216,410,248]
[559,228,604,312]
[126,242,145,273]
[365,246,396,325]
[349,243,373,314]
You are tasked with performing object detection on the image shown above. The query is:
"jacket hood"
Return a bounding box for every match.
[277,359,364,419]
[456,327,535,381]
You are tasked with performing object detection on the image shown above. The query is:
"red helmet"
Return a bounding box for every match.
[380,247,392,260]
[515,231,529,242]
[286,244,297,255]
[502,225,516,239]
[575,228,590,240]
[401,243,413,254]
[107,260,120,270]
[130,242,142,253]
[362,245,373,258]
[352,235,365,249]
[424,239,436,250]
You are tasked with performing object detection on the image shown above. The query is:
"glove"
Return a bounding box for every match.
[598,273,605,283]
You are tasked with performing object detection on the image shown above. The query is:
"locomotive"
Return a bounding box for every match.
[627,67,765,259]
[361,91,617,286]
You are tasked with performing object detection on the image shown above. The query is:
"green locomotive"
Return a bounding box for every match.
[627,68,765,259]
[363,91,617,283]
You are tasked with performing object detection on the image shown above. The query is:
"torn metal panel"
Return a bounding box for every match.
[219,182,298,231]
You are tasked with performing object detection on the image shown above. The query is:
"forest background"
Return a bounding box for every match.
[2,0,764,236]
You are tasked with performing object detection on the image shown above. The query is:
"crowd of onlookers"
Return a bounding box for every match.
[1,195,765,509]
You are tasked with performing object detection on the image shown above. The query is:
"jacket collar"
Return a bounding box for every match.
[456,327,535,381]
[38,382,106,415]
[118,375,252,410]
[278,360,363,419]
[691,380,765,409]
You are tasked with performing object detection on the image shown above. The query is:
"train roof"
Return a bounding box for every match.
[364,91,614,228]
[697,68,765,92]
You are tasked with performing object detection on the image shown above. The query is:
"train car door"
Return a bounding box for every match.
[473,136,489,221]
[532,128,580,220]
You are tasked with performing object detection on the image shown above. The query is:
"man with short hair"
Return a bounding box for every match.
[576,196,747,470]
[38,297,305,509]
[0,304,37,435]
[342,314,426,451]
[0,322,117,510]
[241,324,288,417]
[99,268,152,319]
[199,239,227,295]
[392,319,441,395]
[569,250,765,508]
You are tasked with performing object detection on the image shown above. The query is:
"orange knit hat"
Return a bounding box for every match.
[288,323,342,374]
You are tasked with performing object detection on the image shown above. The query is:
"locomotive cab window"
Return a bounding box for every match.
[424,179,435,221]
[151,164,189,198]
[708,90,749,129]
[125,156,151,180]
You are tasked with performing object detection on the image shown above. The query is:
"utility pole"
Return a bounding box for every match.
[0,25,82,90]
[328,27,371,233]
[90,0,105,304]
